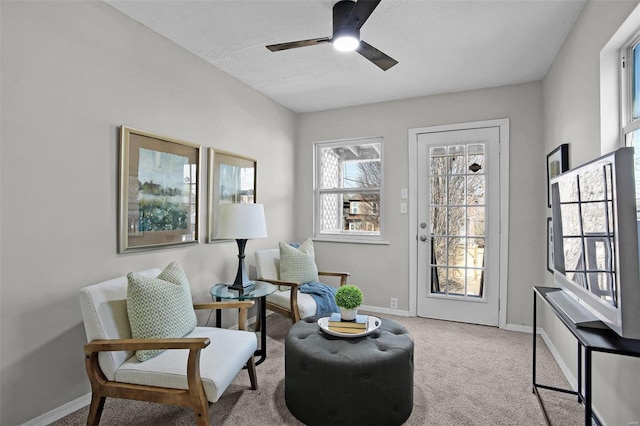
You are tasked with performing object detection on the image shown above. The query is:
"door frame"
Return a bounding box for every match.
[408,119,510,328]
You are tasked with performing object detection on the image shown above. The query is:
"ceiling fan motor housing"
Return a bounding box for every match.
[333,0,360,40]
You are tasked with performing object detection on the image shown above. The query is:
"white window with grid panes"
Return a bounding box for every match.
[314,137,383,242]
[621,34,640,146]
[621,34,640,213]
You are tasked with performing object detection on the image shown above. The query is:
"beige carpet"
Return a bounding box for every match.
[52,313,582,425]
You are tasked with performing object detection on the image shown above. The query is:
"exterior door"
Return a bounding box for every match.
[416,126,501,326]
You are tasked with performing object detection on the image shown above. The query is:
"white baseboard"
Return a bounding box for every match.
[502,323,536,333]
[537,328,578,390]
[21,393,91,426]
[360,304,411,317]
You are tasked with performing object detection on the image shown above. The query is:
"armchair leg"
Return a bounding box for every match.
[192,400,211,426]
[246,357,258,390]
[86,393,105,426]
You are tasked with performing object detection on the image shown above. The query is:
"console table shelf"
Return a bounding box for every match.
[532,286,640,426]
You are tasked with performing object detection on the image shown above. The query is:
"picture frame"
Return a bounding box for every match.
[207,148,257,242]
[119,126,200,253]
[547,217,554,274]
[546,143,569,207]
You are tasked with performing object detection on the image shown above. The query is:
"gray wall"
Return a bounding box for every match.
[0,2,297,424]
[297,81,544,327]
[542,1,640,424]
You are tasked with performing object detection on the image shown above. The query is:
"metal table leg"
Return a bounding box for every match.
[254,295,267,365]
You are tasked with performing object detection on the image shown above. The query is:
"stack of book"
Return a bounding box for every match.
[327,312,369,334]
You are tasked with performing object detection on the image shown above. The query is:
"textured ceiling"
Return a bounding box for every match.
[105,0,586,113]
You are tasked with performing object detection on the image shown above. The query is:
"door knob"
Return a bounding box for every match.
[419,235,428,242]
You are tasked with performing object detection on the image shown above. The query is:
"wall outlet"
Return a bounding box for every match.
[390,297,398,309]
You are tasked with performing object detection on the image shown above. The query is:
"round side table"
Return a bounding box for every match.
[210,281,276,365]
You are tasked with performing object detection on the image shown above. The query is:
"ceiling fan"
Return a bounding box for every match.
[265,0,397,71]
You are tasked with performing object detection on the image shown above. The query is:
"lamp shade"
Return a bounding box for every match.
[216,203,267,240]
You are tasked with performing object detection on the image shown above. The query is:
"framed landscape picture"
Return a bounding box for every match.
[119,126,200,253]
[546,143,569,207]
[207,148,257,242]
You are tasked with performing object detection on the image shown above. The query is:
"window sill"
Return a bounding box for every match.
[312,237,390,246]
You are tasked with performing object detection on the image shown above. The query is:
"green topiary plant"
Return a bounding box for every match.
[334,285,363,310]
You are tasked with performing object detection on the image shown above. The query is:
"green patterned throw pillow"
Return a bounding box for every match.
[127,261,197,362]
[279,239,319,284]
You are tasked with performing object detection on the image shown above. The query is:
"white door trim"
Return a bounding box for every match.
[408,119,510,328]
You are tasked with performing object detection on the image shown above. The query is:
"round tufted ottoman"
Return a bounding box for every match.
[285,315,414,426]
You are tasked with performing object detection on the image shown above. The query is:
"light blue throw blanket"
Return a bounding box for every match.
[299,282,339,314]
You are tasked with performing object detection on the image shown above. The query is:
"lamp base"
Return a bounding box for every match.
[228,238,255,294]
[227,281,255,294]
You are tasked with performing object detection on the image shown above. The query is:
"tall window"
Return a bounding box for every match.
[621,37,640,212]
[622,38,640,146]
[314,137,383,241]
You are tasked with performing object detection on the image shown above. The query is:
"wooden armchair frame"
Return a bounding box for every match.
[84,300,257,426]
[258,272,350,323]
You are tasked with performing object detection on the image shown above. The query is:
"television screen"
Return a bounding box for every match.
[551,160,617,307]
[550,147,640,340]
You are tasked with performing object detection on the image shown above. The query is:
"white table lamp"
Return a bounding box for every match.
[216,203,267,292]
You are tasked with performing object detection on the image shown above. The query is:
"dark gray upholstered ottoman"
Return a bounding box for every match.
[285,315,414,426]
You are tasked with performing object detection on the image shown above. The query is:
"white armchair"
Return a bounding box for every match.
[255,249,349,322]
[79,268,257,426]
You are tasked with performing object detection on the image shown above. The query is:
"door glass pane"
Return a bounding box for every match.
[449,145,466,174]
[447,237,465,267]
[448,267,465,295]
[448,207,465,236]
[467,207,485,236]
[467,269,484,297]
[432,266,447,294]
[468,238,485,269]
[448,176,466,205]
[430,177,447,205]
[468,144,485,173]
[430,207,447,235]
[467,175,485,204]
[430,146,448,175]
[431,237,447,266]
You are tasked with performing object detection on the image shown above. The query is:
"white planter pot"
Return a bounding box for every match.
[340,307,358,321]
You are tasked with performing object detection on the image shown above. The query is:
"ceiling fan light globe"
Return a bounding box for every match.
[333,35,359,52]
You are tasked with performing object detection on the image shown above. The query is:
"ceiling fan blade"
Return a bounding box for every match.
[266,37,330,52]
[356,40,397,71]
[346,0,381,30]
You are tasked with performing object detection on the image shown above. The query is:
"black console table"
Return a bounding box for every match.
[532,286,640,426]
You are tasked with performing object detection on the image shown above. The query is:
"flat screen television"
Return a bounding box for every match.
[549,147,640,340]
